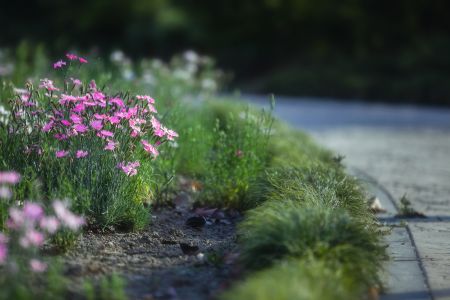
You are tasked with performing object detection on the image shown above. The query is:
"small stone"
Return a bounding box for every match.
[370,197,386,213]
[179,243,199,255]
[64,265,83,276]
[87,262,104,274]
[185,216,206,228]
[161,239,178,245]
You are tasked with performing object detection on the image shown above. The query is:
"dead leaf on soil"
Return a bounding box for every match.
[369,197,387,214]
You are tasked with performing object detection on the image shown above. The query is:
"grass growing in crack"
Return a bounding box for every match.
[396,194,426,218]
[238,201,384,289]
[220,258,359,300]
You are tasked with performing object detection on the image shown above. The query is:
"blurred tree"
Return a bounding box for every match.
[1,0,450,103]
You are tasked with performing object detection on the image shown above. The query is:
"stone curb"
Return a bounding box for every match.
[349,167,433,300]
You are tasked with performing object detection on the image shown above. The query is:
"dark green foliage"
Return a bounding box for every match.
[3,2,450,103]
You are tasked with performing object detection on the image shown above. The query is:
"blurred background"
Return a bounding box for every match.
[1,0,450,105]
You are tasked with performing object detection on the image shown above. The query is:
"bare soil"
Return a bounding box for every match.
[62,192,241,300]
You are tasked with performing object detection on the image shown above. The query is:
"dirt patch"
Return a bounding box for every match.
[62,199,241,299]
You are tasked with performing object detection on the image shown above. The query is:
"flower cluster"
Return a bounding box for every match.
[0,171,20,199]
[9,54,178,176]
[0,171,84,272]
[53,53,88,69]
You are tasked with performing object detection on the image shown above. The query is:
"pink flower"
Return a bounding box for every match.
[147,104,157,113]
[64,214,85,230]
[0,233,7,244]
[99,130,114,138]
[126,106,138,119]
[104,140,117,151]
[42,120,54,132]
[108,116,121,125]
[136,95,155,104]
[154,128,165,137]
[40,216,60,233]
[23,202,44,221]
[61,119,71,126]
[73,103,86,113]
[39,79,59,91]
[92,91,105,102]
[7,208,24,229]
[20,229,45,248]
[166,129,179,141]
[0,171,21,184]
[56,150,69,158]
[236,149,244,158]
[52,200,85,230]
[76,150,89,159]
[70,77,82,86]
[90,120,103,131]
[53,60,66,69]
[141,140,159,158]
[30,259,47,273]
[54,110,64,118]
[130,130,139,137]
[89,80,97,91]
[94,113,108,120]
[78,57,88,64]
[151,116,161,130]
[117,161,140,176]
[21,93,35,107]
[66,53,78,61]
[70,114,83,124]
[73,124,88,133]
[59,94,77,105]
[54,133,68,141]
[0,239,7,264]
[110,97,125,107]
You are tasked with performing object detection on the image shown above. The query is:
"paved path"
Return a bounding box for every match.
[244,94,450,300]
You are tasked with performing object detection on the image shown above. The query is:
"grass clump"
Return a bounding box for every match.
[196,105,273,209]
[220,258,358,300]
[261,165,375,223]
[238,201,383,288]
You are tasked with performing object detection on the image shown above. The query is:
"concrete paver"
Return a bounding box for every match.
[314,128,450,300]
